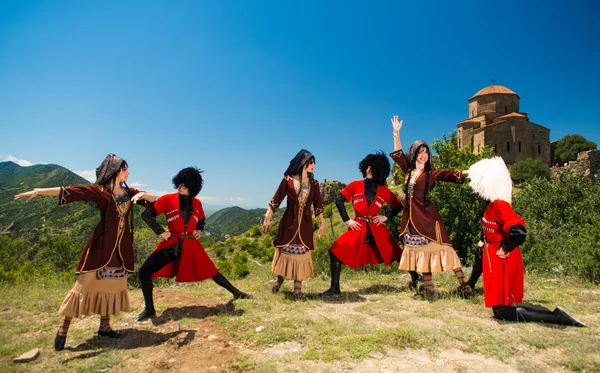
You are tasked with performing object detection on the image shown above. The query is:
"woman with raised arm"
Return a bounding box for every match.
[136,167,252,322]
[262,149,325,300]
[14,154,156,351]
[390,116,473,298]
[321,152,404,297]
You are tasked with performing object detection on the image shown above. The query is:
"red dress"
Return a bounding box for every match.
[149,193,218,282]
[482,200,525,308]
[330,180,403,269]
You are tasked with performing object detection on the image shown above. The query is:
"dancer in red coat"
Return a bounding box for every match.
[322,152,404,296]
[136,167,252,322]
[467,157,584,326]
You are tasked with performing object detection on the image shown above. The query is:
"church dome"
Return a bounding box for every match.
[470,85,518,99]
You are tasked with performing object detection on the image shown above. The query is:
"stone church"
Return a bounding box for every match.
[456,84,551,165]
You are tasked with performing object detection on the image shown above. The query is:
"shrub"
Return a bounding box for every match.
[509,158,550,185]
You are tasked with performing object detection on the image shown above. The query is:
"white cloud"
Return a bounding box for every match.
[3,154,33,167]
[146,189,170,197]
[75,170,95,182]
[130,181,147,187]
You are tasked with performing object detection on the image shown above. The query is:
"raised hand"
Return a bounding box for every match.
[131,192,146,204]
[391,115,403,132]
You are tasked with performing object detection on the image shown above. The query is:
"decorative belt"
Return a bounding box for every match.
[357,216,375,223]
[484,240,502,273]
[170,232,195,239]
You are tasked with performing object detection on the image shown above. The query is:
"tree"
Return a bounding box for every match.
[509,158,550,185]
[553,134,597,164]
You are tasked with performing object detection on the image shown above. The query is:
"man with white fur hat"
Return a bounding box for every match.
[466,157,585,326]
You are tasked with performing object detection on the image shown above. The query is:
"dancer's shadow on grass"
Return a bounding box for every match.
[152,301,244,326]
[63,327,197,359]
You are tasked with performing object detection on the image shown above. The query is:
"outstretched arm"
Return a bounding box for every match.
[14,187,61,202]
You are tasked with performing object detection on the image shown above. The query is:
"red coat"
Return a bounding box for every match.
[482,200,525,308]
[330,180,403,269]
[150,193,218,282]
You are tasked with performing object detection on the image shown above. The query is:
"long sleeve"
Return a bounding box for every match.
[196,217,206,231]
[312,180,324,216]
[141,204,165,235]
[335,194,351,222]
[431,169,465,184]
[501,224,526,253]
[269,178,288,213]
[58,185,103,206]
[390,150,409,174]
[385,203,403,219]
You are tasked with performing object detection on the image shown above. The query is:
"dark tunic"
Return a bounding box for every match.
[269,176,324,251]
[329,179,403,269]
[143,193,218,282]
[390,150,464,245]
[58,184,143,273]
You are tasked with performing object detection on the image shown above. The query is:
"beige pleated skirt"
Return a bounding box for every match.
[58,272,130,318]
[399,241,462,273]
[272,249,314,281]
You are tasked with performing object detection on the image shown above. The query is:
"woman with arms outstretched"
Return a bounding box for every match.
[14,153,156,350]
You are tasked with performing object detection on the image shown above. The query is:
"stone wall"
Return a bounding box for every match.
[550,150,600,180]
[468,94,519,117]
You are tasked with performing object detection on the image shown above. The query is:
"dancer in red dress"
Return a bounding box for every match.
[322,152,403,296]
[467,157,585,326]
[136,167,252,322]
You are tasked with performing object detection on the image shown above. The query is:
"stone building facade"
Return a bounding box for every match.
[456,85,551,165]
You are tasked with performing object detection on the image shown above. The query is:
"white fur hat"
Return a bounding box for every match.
[467,157,513,204]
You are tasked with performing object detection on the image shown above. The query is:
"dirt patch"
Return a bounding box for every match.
[68,289,244,373]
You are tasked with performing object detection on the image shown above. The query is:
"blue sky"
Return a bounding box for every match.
[1,1,598,209]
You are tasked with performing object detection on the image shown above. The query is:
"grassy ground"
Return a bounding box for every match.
[1,264,598,372]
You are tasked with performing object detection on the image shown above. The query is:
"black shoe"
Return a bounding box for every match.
[320,288,341,297]
[97,329,123,338]
[271,284,282,293]
[234,291,253,300]
[459,284,474,299]
[54,333,66,351]
[136,308,156,322]
[554,307,586,327]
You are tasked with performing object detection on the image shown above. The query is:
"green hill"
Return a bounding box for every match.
[0,161,98,233]
[205,206,271,240]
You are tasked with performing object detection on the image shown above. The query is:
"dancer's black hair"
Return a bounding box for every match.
[358,151,390,186]
[172,167,204,198]
[404,141,435,207]
[284,149,315,191]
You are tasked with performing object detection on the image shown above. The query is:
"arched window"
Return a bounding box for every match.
[505,105,508,113]
[519,141,522,152]
[538,144,541,154]
[494,144,497,153]
[507,142,510,152]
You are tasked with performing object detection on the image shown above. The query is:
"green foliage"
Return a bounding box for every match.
[246,224,262,238]
[232,251,250,278]
[509,158,550,185]
[512,172,600,283]
[552,134,597,164]
[323,203,334,219]
[216,259,233,277]
[427,131,493,264]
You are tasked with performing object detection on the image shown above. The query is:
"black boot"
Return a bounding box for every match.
[212,273,253,299]
[515,306,586,327]
[467,246,483,289]
[408,271,423,291]
[136,279,156,322]
[321,251,342,297]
